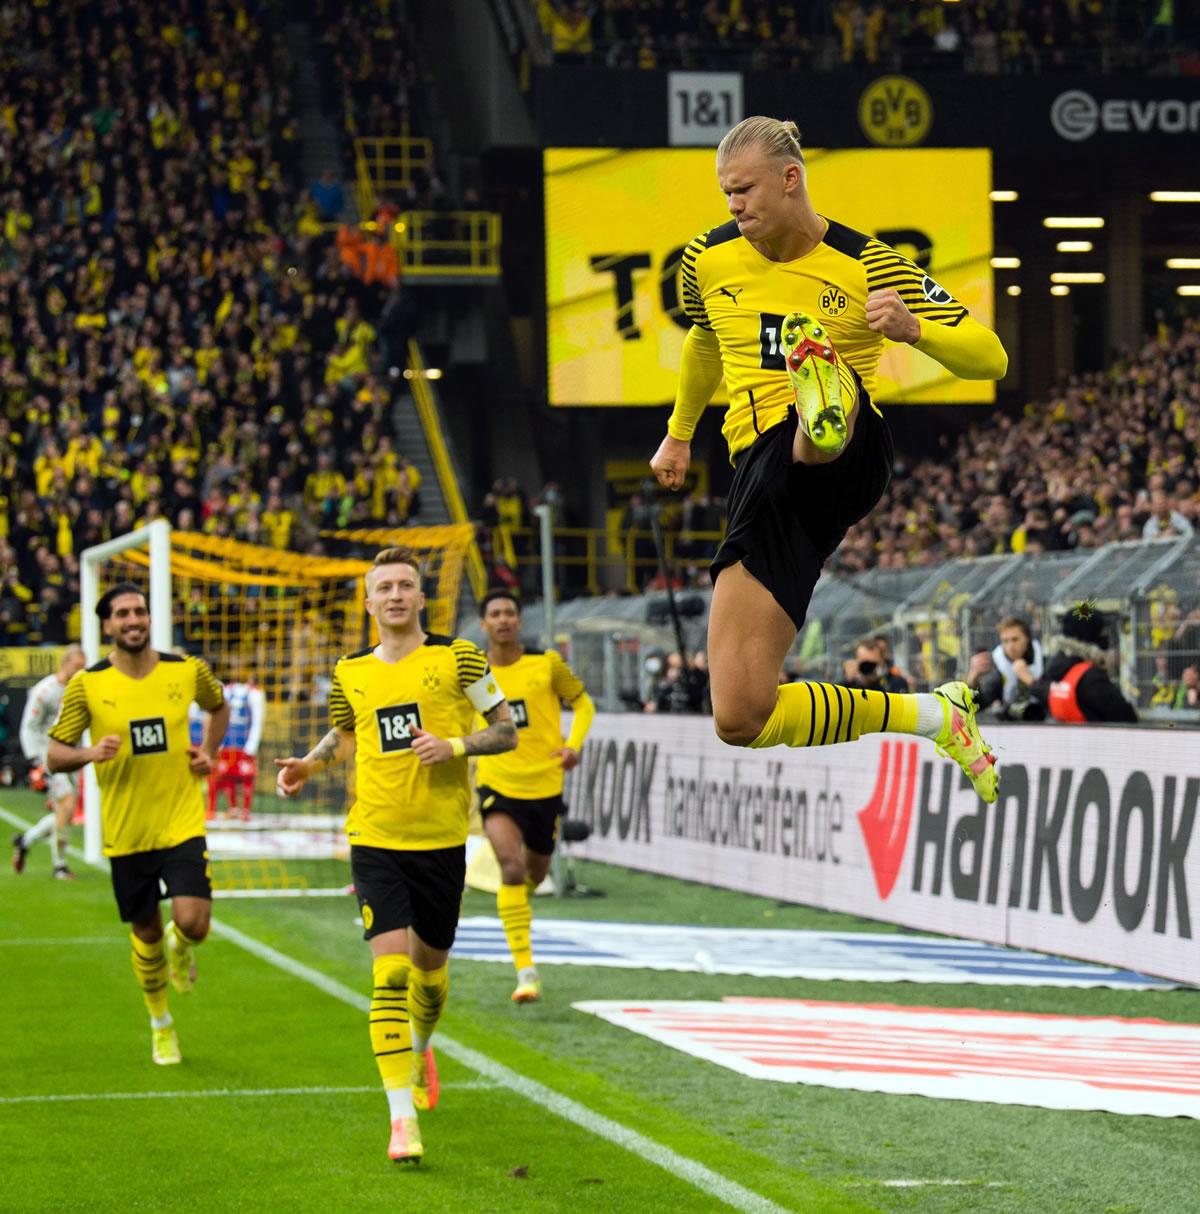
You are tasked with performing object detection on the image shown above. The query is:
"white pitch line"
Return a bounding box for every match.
[0,1082,498,1106]
[878,1180,1008,1189]
[0,937,120,947]
[215,888,351,899]
[1,801,795,1214]
[214,919,796,1214]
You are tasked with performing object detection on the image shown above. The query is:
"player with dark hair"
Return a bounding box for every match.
[477,590,595,1003]
[47,583,229,1066]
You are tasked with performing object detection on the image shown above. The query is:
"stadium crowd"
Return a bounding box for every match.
[833,320,1200,574]
[539,0,1195,72]
[0,0,424,647]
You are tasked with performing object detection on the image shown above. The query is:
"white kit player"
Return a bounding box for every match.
[13,645,87,878]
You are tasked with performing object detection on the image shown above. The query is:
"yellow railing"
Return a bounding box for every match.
[406,340,488,600]
[390,211,501,279]
[492,526,726,597]
[353,136,434,216]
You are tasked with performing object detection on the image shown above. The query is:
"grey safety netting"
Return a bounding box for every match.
[455,540,1200,717]
[1123,538,1200,716]
[961,549,1096,659]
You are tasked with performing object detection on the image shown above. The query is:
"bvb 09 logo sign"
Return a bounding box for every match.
[858,76,933,146]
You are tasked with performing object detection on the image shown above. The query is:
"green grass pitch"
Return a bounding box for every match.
[1,788,1195,1214]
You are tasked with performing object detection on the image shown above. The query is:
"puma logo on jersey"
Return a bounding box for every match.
[718,286,743,305]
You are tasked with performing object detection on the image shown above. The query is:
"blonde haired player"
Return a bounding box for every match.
[47,585,228,1066]
[13,644,86,879]
[650,115,1006,799]
[275,547,516,1164]
[476,590,595,1003]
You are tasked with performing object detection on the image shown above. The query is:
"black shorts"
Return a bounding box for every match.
[109,836,212,925]
[478,785,563,856]
[350,844,466,951]
[711,394,893,630]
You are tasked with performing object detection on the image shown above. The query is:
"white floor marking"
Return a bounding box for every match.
[215,919,796,1214]
[2,802,795,1214]
[0,1082,497,1105]
[876,1180,1007,1189]
[0,937,119,947]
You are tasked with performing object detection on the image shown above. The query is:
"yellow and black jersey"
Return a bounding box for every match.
[476,648,587,800]
[673,216,1005,459]
[330,634,506,851]
[48,653,225,857]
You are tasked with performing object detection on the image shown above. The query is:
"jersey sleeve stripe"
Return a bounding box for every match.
[451,639,489,688]
[47,676,88,746]
[681,235,713,330]
[190,657,225,711]
[550,652,586,704]
[329,670,355,732]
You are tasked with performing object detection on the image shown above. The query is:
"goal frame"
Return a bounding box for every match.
[80,519,173,863]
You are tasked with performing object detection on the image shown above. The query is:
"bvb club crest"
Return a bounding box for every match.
[421,667,441,691]
[818,284,848,317]
[167,682,183,703]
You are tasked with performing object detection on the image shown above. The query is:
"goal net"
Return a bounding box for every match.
[80,521,476,894]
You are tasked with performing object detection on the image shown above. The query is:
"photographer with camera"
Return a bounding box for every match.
[843,639,909,694]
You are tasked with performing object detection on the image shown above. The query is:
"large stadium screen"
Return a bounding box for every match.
[545,147,995,407]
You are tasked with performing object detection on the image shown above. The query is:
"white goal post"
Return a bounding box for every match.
[80,519,173,864]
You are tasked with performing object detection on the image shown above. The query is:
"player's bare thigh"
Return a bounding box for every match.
[483,810,526,885]
[171,894,211,941]
[128,898,209,943]
[707,562,796,747]
[369,927,450,972]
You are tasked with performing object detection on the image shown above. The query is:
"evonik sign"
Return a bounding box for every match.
[1051,88,1200,141]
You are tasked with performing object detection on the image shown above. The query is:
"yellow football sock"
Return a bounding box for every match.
[130,932,169,1019]
[524,874,539,897]
[408,963,449,1053]
[498,882,534,974]
[167,922,199,964]
[370,954,413,1093]
[750,682,920,749]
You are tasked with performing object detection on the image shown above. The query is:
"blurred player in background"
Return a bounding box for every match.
[207,667,266,820]
[275,548,516,1164]
[477,590,595,1004]
[47,585,228,1066]
[650,115,1007,802]
[13,644,86,879]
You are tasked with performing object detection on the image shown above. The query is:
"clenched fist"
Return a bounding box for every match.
[865,289,921,344]
[650,434,691,492]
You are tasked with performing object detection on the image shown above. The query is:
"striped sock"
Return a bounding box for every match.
[498,882,534,974]
[749,682,935,749]
[370,954,413,1112]
[408,964,449,1055]
[130,932,169,1019]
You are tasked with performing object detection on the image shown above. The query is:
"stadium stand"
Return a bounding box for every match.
[535,0,1198,73]
[0,0,432,645]
[833,319,1200,575]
